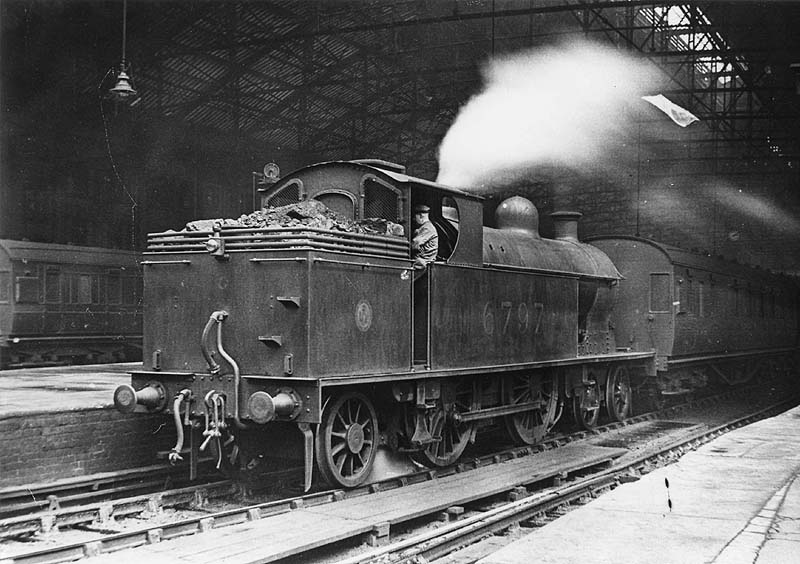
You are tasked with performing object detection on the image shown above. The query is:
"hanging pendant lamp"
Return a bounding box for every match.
[109,0,137,102]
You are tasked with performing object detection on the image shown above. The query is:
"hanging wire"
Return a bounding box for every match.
[121,0,128,69]
[98,67,138,256]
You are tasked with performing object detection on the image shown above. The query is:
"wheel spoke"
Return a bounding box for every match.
[331,441,347,457]
[345,400,354,424]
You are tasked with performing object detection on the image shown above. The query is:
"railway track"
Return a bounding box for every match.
[339,397,798,564]
[1,382,796,564]
[0,464,210,519]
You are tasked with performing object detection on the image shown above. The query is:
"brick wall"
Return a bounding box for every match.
[0,408,176,487]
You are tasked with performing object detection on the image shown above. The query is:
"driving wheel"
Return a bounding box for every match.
[411,379,477,467]
[572,378,600,430]
[504,373,559,445]
[315,391,379,488]
[605,365,632,422]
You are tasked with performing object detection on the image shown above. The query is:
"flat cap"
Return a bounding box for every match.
[413,204,430,213]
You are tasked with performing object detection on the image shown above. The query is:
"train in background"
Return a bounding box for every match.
[112,159,799,491]
[589,236,798,405]
[0,240,142,369]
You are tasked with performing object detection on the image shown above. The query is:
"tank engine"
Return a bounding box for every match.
[113,159,658,489]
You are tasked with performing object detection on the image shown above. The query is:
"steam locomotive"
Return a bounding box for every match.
[0,240,142,369]
[112,159,798,490]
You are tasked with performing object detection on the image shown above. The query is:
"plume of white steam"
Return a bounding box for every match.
[436,41,662,190]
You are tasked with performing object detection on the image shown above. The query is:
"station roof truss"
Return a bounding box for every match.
[105,1,797,177]
[6,0,798,178]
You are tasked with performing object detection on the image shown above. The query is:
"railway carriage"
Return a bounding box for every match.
[114,160,656,490]
[0,240,142,369]
[588,236,799,397]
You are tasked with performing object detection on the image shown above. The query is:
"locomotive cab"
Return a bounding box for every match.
[260,160,485,368]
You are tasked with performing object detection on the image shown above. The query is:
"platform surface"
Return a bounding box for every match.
[0,363,139,417]
[479,404,800,564]
[74,443,626,564]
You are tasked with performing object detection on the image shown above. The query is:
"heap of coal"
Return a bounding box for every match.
[184,200,405,237]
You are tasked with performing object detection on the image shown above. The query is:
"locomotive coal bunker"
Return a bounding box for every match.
[112,159,662,489]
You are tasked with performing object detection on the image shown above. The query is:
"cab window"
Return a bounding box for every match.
[264,179,301,208]
[314,191,357,220]
[363,176,402,222]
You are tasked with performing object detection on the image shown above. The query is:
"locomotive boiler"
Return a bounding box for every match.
[112,159,659,490]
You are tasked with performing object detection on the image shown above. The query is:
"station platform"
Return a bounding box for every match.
[479,404,800,564]
[0,363,175,488]
[0,362,139,417]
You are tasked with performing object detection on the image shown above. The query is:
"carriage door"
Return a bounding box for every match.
[649,272,673,361]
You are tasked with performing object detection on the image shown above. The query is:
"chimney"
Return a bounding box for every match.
[550,211,582,241]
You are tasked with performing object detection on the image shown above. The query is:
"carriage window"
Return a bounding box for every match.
[364,177,401,221]
[108,270,121,304]
[314,191,356,220]
[74,275,93,304]
[122,275,139,305]
[45,267,61,303]
[16,276,39,303]
[649,273,670,312]
[0,271,10,303]
[265,180,300,208]
[675,279,686,314]
[686,279,696,315]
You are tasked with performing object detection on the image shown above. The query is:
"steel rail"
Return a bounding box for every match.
[0,464,196,517]
[0,480,238,541]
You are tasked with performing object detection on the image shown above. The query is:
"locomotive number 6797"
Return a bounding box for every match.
[113,159,658,490]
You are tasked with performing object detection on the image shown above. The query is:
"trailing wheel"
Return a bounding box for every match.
[572,378,600,430]
[315,392,379,488]
[605,365,632,422]
[504,373,559,445]
[411,379,477,467]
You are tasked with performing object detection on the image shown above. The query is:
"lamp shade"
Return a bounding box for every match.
[110,69,137,101]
